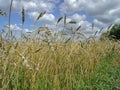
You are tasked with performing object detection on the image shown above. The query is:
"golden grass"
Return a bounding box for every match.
[0,38,120,89]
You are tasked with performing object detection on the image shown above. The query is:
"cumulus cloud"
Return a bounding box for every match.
[6,24,29,32]
[93,19,106,27]
[41,14,55,23]
[70,13,86,22]
[22,0,55,12]
[69,13,102,38]
[0,0,58,12]
[56,13,100,38]
[60,0,120,26]
[28,12,55,23]
[60,0,83,13]
[0,0,58,24]
[0,0,120,38]
[68,13,90,29]
[9,24,21,31]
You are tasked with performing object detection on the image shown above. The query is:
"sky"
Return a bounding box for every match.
[0,0,120,38]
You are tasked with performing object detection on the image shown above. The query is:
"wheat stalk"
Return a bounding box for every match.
[22,6,25,31]
[8,0,13,40]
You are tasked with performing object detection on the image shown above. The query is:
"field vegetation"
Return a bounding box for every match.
[0,1,120,90]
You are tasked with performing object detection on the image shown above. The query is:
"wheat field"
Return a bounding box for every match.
[0,1,120,90]
[0,37,120,90]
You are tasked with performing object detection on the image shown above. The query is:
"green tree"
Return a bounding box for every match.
[100,24,120,40]
[108,24,120,40]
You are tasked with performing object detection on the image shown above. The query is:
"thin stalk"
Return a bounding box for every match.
[8,0,13,40]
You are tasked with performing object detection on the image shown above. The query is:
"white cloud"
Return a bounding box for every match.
[60,0,120,26]
[60,0,83,13]
[0,0,58,23]
[69,13,102,38]
[9,24,21,31]
[28,12,55,23]
[6,24,29,32]
[1,0,120,39]
[40,14,55,23]
[56,13,100,38]
[70,13,86,22]
[28,12,39,20]
[93,19,106,27]
[0,0,22,12]
[0,0,58,12]
[68,13,91,30]
[4,24,30,39]
[23,1,37,11]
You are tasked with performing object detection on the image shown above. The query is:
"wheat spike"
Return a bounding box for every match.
[92,23,94,31]
[0,9,7,16]
[76,25,81,32]
[68,21,77,24]
[22,6,25,24]
[36,11,46,22]
[64,14,66,25]
[57,17,63,24]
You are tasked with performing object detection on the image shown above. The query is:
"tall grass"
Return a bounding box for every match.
[0,38,120,90]
[0,1,120,90]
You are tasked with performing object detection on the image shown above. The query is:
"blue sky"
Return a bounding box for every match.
[0,0,120,37]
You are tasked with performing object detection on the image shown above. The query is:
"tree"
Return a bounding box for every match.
[108,24,120,40]
[100,24,120,40]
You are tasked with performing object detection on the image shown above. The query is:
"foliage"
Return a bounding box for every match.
[108,24,120,40]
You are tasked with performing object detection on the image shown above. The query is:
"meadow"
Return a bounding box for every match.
[0,3,120,90]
